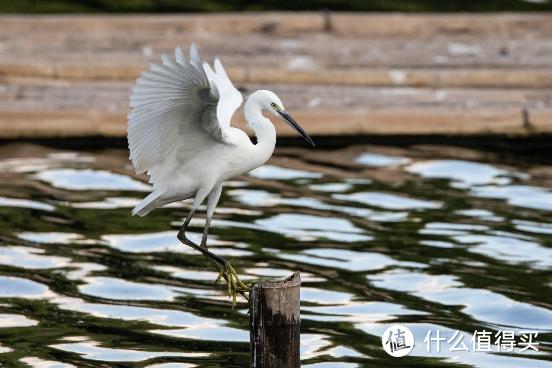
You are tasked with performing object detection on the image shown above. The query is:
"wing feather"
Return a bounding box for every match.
[175,46,186,65]
[203,58,243,128]
[127,44,243,189]
[190,43,201,67]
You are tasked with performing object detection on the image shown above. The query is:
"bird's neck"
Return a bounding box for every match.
[244,98,276,162]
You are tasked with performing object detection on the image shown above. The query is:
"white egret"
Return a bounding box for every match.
[127,44,315,303]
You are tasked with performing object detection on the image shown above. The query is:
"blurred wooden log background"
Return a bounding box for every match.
[0,12,551,138]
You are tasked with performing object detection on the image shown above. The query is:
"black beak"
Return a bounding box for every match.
[278,111,315,147]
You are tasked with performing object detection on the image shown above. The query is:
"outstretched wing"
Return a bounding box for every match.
[127,44,243,188]
[202,57,243,128]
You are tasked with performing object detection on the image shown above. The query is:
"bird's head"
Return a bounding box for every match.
[252,90,315,147]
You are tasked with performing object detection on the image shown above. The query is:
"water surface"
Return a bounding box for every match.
[0,143,550,367]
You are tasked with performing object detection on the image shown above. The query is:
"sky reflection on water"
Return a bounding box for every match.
[0,145,550,367]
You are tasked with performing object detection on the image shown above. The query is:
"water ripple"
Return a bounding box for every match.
[35,168,151,191]
[0,145,550,367]
[50,340,206,362]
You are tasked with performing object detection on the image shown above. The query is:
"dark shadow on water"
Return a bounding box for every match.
[0,143,550,367]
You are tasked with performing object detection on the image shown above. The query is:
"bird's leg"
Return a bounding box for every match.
[177,227,225,269]
[177,220,249,303]
[201,185,221,249]
[201,217,212,249]
[203,185,250,302]
[176,196,225,268]
[176,202,204,254]
[177,187,249,304]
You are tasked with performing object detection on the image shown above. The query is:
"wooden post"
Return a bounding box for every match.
[249,272,301,368]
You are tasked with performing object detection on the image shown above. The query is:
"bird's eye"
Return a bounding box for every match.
[271,103,278,110]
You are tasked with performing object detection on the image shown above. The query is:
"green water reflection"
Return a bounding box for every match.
[0,144,550,367]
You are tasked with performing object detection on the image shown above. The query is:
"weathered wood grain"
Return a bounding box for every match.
[0,13,551,138]
[250,272,301,368]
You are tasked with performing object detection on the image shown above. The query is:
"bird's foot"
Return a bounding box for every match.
[177,230,249,305]
[215,260,251,305]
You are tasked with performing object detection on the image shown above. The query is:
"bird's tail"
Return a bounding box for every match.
[132,191,161,217]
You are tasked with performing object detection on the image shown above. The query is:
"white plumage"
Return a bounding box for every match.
[127,44,314,301]
[128,43,312,218]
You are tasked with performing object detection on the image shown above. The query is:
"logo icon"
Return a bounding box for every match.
[382,324,415,357]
